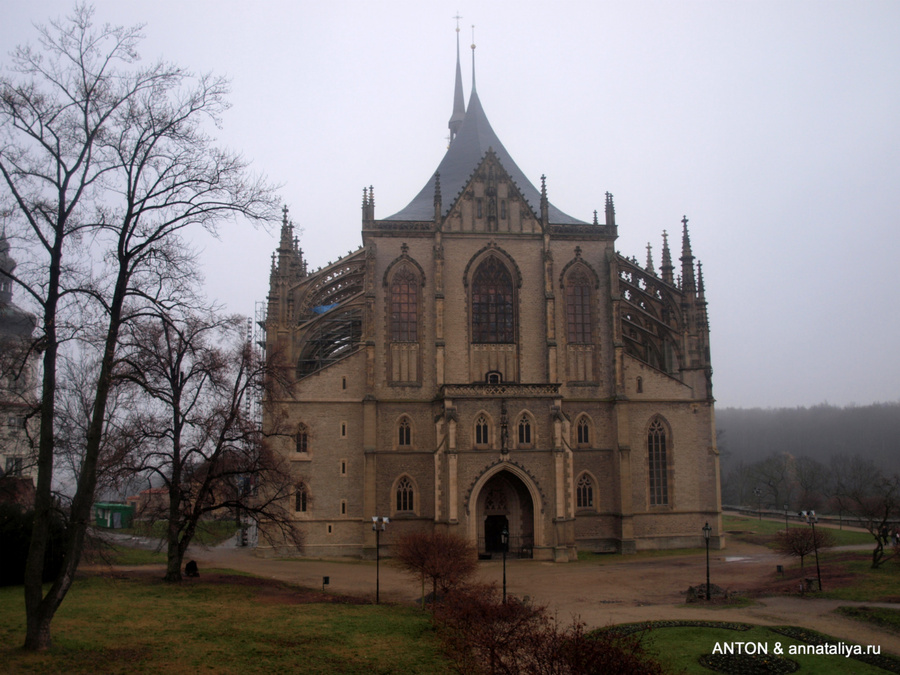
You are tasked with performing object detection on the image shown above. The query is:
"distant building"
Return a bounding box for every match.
[260,37,722,560]
[0,232,38,485]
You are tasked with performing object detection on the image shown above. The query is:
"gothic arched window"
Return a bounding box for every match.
[295,483,309,512]
[648,419,669,506]
[296,424,309,454]
[576,474,594,509]
[475,414,490,447]
[566,268,593,344]
[472,257,515,343]
[577,417,591,446]
[390,267,418,342]
[518,417,532,446]
[398,418,411,447]
[396,477,414,512]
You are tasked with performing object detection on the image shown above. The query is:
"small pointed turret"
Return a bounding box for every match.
[433,172,442,222]
[605,192,616,228]
[448,19,466,142]
[645,242,656,275]
[680,215,696,293]
[540,174,549,227]
[660,229,674,285]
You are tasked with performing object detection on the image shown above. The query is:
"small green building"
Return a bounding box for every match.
[94,502,135,529]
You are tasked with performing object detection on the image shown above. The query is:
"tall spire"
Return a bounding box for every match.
[448,15,466,142]
[470,25,477,93]
[680,215,696,293]
[660,229,674,285]
[645,242,656,275]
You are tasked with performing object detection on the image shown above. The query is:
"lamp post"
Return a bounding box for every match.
[803,510,823,591]
[753,487,762,520]
[372,516,389,603]
[784,504,789,532]
[702,522,712,600]
[807,511,822,591]
[501,526,509,603]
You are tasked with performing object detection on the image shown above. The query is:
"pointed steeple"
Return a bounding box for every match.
[697,260,706,299]
[386,32,584,226]
[448,17,466,142]
[470,25,477,93]
[433,171,442,222]
[605,192,616,228]
[278,205,293,252]
[680,215,696,293]
[660,229,674,285]
[645,242,656,275]
[277,205,306,278]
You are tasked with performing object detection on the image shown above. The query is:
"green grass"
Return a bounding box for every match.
[121,519,240,546]
[105,545,167,566]
[0,574,453,674]
[816,555,900,602]
[640,623,898,674]
[837,606,900,634]
[725,515,873,547]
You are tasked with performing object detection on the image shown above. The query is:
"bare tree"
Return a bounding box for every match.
[395,531,478,608]
[830,454,900,568]
[749,452,796,511]
[117,311,300,581]
[794,455,829,512]
[0,5,277,649]
[773,526,835,568]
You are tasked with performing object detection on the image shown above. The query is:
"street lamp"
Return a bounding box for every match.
[501,526,509,603]
[753,487,762,520]
[372,516,389,603]
[784,504,789,532]
[702,522,712,600]
[801,510,823,591]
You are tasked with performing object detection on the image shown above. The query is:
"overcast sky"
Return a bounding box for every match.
[3,1,898,410]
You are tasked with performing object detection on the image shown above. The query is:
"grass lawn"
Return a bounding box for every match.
[640,623,900,674]
[725,514,873,547]
[120,519,241,546]
[0,574,454,674]
[837,606,900,634]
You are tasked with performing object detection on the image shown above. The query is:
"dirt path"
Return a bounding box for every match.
[180,538,900,656]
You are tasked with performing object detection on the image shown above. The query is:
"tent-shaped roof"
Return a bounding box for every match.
[386,77,586,225]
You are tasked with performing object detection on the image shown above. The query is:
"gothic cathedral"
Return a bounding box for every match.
[260,40,722,561]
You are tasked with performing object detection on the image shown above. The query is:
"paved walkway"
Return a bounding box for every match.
[183,540,900,657]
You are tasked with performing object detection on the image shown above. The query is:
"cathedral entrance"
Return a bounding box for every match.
[484,515,509,553]
[475,470,535,558]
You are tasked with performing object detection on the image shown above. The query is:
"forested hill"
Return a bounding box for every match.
[715,402,900,471]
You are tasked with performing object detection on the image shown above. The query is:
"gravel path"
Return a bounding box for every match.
[182,538,900,656]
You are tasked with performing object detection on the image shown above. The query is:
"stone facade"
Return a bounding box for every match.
[259,47,722,560]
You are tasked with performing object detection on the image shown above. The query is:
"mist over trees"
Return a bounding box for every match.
[717,402,900,568]
[717,402,900,472]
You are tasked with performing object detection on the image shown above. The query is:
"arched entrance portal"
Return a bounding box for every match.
[475,470,535,558]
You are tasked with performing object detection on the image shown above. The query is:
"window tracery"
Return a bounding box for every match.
[295,483,308,512]
[472,257,515,343]
[398,417,412,447]
[390,267,418,342]
[475,414,490,447]
[576,473,594,509]
[396,477,415,512]
[565,268,593,344]
[648,419,669,506]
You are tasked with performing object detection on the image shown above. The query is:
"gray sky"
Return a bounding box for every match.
[3,1,899,409]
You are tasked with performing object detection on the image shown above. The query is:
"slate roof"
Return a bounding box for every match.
[386,87,587,225]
